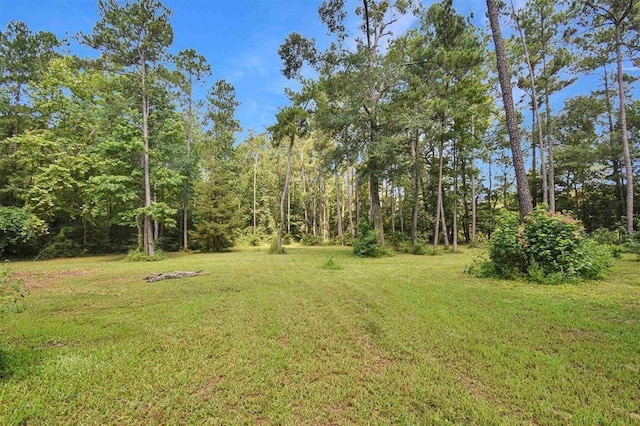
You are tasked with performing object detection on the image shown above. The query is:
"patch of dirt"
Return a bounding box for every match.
[15,269,97,289]
[457,375,487,401]
[348,325,391,376]
[195,375,224,401]
[276,336,288,348]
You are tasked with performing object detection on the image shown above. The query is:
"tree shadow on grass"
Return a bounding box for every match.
[0,345,43,381]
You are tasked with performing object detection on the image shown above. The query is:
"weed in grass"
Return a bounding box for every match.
[321,256,342,270]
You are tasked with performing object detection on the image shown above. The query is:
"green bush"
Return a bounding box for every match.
[590,227,623,246]
[353,220,385,258]
[1,264,27,314]
[300,234,322,246]
[488,211,528,279]
[628,230,640,257]
[124,249,167,262]
[0,207,48,258]
[269,236,285,254]
[474,208,614,282]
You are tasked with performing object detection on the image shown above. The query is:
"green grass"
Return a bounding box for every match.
[1,246,639,424]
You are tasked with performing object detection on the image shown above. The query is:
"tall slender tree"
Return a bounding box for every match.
[487,0,534,217]
[81,0,174,256]
[174,48,211,251]
[578,0,637,233]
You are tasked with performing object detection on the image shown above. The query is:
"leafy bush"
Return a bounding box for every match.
[1,264,28,314]
[627,230,640,258]
[269,235,285,254]
[38,226,86,259]
[472,208,614,282]
[488,211,528,279]
[590,227,623,246]
[0,207,48,258]
[300,234,321,246]
[353,220,387,258]
[124,249,167,262]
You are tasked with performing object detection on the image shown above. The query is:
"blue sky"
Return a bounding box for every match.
[0,0,494,140]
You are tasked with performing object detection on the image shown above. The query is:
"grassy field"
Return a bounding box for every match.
[1,246,639,424]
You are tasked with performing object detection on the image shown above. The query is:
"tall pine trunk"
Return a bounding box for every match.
[278,134,295,252]
[433,136,445,251]
[615,24,635,234]
[510,0,548,206]
[141,55,155,257]
[487,0,533,218]
[411,131,420,250]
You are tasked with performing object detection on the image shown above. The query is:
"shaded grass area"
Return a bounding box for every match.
[1,247,639,424]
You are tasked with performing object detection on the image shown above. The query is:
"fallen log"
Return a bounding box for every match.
[144,270,205,282]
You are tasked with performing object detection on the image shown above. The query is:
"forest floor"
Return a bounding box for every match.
[1,246,639,424]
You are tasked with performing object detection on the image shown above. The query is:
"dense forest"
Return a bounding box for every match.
[0,0,638,259]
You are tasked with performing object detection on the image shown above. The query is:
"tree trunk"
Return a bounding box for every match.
[487,0,533,218]
[452,140,458,253]
[433,135,445,251]
[439,193,450,250]
[141,54,155,257]
[347,167,355,238]
[278,134,295,252]
[604,66,626,220]
[390,184,396,234]
[615,24,635,234]
[336,170,344,245]
[411,131,420,250]
[510,0,548,207]
[369,168,384,246]
[471,117,477,245]
[461,158,470,243]
[182,86,193,251]
[542,49,556,213]
[253,157,257,235]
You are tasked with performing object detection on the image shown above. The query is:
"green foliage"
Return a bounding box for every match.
[38,226,85,260]
[626,230,640,258]
[488,211,528,279]
[124,249,167,262]
[300,233,321,246]
[353,220,385,258]
[590,228,623,246]
[269,235,285,254]
[0,263,28,314]
[189,162,241,253]
[0,206,48,257]
[321,255,342,270]
[477,208,614,282]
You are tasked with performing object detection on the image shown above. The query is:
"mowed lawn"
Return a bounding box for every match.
[1,246,639,424]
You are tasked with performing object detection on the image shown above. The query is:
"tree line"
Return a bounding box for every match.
[0,0,638,259]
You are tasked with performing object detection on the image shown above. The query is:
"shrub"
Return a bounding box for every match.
[0,207,47,258]
[38,226,86,259]
[353,220,384,258]
[269,236,285,254]
[590,228,623,246]
[488,211,528,279]
[628,231,640,258]
[124,249,167,262]
[473,208,614,282]
[300,234,321,246]
[1,264,27,314]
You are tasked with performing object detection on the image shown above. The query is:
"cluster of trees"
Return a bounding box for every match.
[0,0,638,259]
